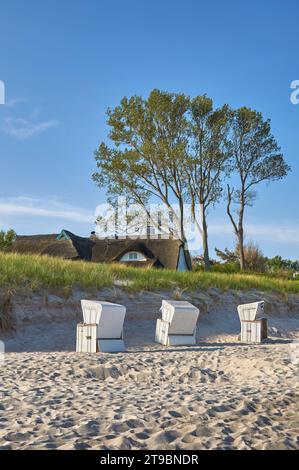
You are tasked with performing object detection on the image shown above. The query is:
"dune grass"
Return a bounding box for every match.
[0,252,299,296]
[0,289,14,332]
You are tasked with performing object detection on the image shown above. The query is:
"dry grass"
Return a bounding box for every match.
[1,252,299,296]
[0,289,15,332]
[172,287,187,300]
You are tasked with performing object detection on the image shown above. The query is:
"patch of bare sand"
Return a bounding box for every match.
[0,288,298,450]
[0,342,298,450]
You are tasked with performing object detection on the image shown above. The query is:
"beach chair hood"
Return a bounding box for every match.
[161,300,199,335]
[81,300,126,339]
[237,301,265,322]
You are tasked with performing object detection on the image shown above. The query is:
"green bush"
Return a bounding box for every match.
[211,263,240,273]
[0,229,16,252]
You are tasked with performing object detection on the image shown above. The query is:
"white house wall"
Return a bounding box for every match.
[177,247,188,271]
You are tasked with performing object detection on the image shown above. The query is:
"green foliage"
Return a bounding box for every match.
[210,263,240,274]
[0,252,114,293]
[0,229,16,251]
[215,241,266,271]
[215,247,239,263]
[226,107,290,269]
[230,107,290,188]
[93,91,291,273]
[93,90,232,271]
[93,90,190,241]
[214,243,299,277]
[243,241,266,272]
[265,256,299,272]
[193,262,240,274]
[187,96,231,270]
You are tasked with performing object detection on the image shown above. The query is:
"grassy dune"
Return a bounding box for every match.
[0,252,299,295]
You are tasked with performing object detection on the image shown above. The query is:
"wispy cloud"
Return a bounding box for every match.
[5,97,27,108]
[0,197,94,224]
[1,117,58,140]
[209,222,299,244]
[1,197,298,246]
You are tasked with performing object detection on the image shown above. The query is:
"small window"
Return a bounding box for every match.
[120,251,146,262]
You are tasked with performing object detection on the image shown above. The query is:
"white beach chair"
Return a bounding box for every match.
[237,301,267,343]
[76,323,98,353]
[76,300,126,352]
[155,300,200,346]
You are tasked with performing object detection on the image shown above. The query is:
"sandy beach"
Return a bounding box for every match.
[0,288,298,450]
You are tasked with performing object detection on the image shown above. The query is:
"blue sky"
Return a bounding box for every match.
[0,0,298,259]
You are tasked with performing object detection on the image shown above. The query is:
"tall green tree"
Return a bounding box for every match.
[93,89,190,242]
[93,90,232,271]
[186,96,231,271]
[227,107,290,270]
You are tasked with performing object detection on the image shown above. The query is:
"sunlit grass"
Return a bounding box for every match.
[0,252,299,295]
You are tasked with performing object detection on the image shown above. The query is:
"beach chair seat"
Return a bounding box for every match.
[240,318,268,343]
[76,323,98,353]
[155,300,200,346]
[76,300,126,352]
[237,301,268,343]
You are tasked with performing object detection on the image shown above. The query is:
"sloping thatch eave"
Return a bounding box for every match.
[91,237,188,270]
[9,234,58,255]
[41,239,79,259]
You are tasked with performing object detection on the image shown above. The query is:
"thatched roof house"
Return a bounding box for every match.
[10,230,192,271]
[9,234,58,254]
[91,238,191,270]
[10,230,93,261]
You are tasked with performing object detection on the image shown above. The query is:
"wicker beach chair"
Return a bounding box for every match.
[76,300,126,352]
[155,300,200,346]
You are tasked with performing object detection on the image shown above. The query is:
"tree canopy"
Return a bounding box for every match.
[93,91,290,271]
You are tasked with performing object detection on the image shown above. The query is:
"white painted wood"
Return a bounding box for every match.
[156,300,199,346]
[80,304,101,324]
[155,319,169,346]
[237,300,267,343]
[155,319,197,346]
[81,300,126,339]
[237,301,265,322]
[168,334,196,346]
[161,300,199,333]
[177,247,188,272]
[76,323,126,352]
[76,323,98,352]
[97,339,125,352]
[240,319,268,343]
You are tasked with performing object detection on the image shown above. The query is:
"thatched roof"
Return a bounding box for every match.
[10,234,58,255]
[57,230,94,260]
[118,259,159,269]
[41,239,79,259]
[10,231,93,260]
[10,231,191,270]
[91,238,191,270]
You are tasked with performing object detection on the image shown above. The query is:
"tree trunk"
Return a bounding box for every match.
[238,228,245,270]
[200,203,211,271]
[226,184,246,271]
[238,193,246,271]
[179,198,186,244]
